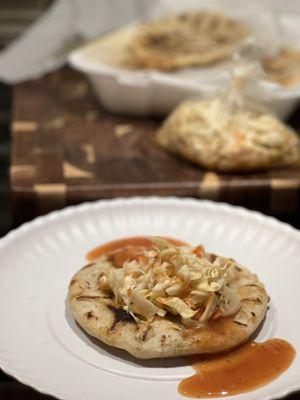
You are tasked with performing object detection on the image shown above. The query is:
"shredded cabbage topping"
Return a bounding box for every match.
[96,237,241,326]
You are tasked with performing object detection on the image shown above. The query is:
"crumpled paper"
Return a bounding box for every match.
[0,0,155,83]
[0,0,300,84]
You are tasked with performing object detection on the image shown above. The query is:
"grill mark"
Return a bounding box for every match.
[85,311,98,320]
[139,325,152,342]
[108,306,136,330]
[242,298,262,304]
[82,263,95,270]
[76,295,102,301]
[244,284,259,287]
[234,321,248,326]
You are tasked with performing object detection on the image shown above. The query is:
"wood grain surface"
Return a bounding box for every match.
[11,67,300,223]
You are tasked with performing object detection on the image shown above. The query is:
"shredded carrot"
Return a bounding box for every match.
[193,245,204,259]
[192,304,206,320]
[212,309,223,320]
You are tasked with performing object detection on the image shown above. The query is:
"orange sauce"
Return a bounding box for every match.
[179,339,295,398]
[86,236,187,265]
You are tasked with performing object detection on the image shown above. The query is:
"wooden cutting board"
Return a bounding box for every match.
[11,67,300,224]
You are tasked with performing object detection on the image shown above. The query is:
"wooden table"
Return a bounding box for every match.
[11,68,300,224]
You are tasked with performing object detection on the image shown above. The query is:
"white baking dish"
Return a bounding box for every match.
[68,15,300,119]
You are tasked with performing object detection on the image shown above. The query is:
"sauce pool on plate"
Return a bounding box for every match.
[86,236,187,265]
[179,339,295,398]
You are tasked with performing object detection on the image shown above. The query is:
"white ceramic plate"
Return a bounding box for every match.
[0,197,299,400]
